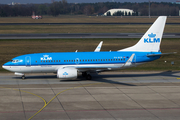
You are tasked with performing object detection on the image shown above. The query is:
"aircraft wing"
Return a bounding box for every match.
[146,52,177,57]
[62,65,120,72]
[59,53,136,72]
[76,66,121,72]
[61,54,136,72]
[94,41,103,52]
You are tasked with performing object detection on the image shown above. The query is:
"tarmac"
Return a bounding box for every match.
[0,71,180,120]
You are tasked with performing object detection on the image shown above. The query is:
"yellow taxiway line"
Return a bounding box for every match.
[0,82,102,120]
[29,82,102,120]
[0,86,47,120]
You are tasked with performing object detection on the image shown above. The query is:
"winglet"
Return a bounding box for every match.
[94,41,103,52]
[123,54,135,67]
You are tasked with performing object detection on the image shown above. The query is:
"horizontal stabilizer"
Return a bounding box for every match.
[147,52,177,57]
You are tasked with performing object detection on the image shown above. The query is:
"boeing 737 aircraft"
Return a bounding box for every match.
[3,16,170,80]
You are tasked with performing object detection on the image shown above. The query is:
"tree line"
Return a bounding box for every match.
[0,0,179,17]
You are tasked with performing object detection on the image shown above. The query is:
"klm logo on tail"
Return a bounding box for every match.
[144,33,160,43]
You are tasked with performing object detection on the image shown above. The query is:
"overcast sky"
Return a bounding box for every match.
[0,0,175,4]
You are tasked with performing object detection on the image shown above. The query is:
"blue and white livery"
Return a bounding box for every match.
[2,16,168,80]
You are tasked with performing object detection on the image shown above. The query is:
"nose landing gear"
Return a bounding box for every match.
[21,75,26,80]
[15,73,26,80]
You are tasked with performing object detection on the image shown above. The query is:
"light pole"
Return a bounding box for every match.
[149,0,151,18]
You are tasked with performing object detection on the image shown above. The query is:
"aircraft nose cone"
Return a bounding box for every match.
[2,62,12,71]
[2,65,6,69]
[2,64,9,70]
[2,64,11,71]
[2,65,5,69]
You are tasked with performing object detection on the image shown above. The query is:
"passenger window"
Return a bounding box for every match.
[41,61,42,63]
[51,60,53,62]
[54,60,56,62]
[59,60,61,62]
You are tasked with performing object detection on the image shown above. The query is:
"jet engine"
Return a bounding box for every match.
[57,68,77,79]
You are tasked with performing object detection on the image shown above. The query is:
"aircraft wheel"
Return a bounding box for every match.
[82,72,87,77]
[86,74,92,80]
[22,75,26,80]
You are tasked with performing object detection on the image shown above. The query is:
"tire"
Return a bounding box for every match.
[82,72,87,77]
[22,75,26,80]
[86,74,92,80]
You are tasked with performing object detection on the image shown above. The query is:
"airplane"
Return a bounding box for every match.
[2,16,171,80]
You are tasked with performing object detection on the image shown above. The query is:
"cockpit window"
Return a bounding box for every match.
[11,60,19,63]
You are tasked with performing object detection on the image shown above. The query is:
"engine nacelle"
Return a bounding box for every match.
[57,68,77,79]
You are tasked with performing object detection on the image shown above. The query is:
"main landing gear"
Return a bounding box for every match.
[82,72,92,80]
[86,74,92,80]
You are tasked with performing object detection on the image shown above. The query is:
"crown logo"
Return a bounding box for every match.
[63,72,68,75]
[148,33,156,38]
[43,55,49,57]
[41,55,52,60]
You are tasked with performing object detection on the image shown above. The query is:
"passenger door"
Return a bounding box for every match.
[25,56,31,66]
